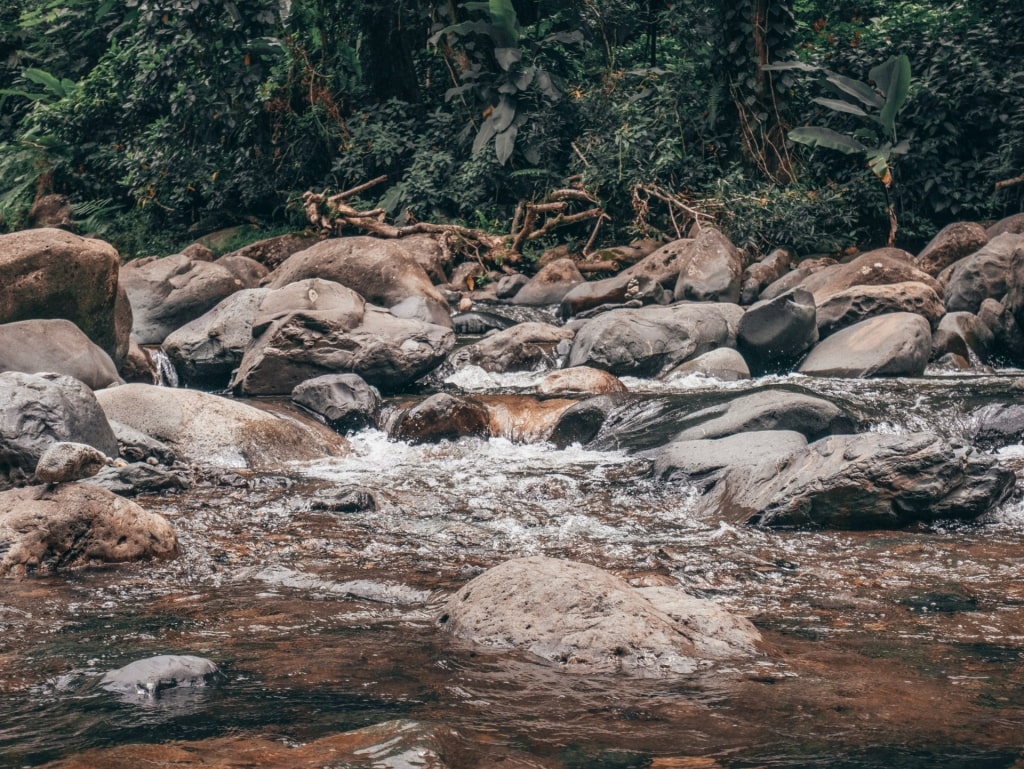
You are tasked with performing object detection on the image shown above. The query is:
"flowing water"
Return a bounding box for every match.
[3,373,1024,768]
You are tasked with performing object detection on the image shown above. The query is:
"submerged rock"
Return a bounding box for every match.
[101,654,221,697]
[0,483,178,576]
[697,432,1014,529]
[438,555,763,677]
[673,389,855,442]
[538,366,628,395]
[663,347,750,381]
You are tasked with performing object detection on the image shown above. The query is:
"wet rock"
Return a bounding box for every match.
[212,253,268,287]
[309,486,377,513]
[88,462,191,496]
[559,273,665,319]
[0,483,178,576]
[510,258,585,305]
[547,395,627,448]
[451,310,515,335]
[760,256,837,300]
[35,442,108,483]
[495,273,529,299]
[673,389,855,442]
[232,279,454,395]
[931,311,994,364]
[977,298,1024,365]
[697,432,1014,529]
[538,366,628,395]
[0,228,129,364]
[107,420,176,465]
[390,393,490,444]
[662,347,750,381]
[95,384,345,469]
[162,288,268,389]
[968,403,1024,450]
[944,233,1024,313]
[567,303,743,377]
[0,318,121,389]
[448,322,574,373]
[438,555,762,676]
[101,654,221,697]
[120,253,244,344]
[0,372,118,487]
[266,235,452,327]
[736,288,818,374]
[914,221,989,276]
[986,212,1024,239]
[740,247,794,304]
[475,395,576,442]
[651,430,808,481]
[998,239,1024,338]
[622,237,695,288]
[815,281,945,338]
[672,227,744,303]
[291,374,381,433]
[799,313,931,378]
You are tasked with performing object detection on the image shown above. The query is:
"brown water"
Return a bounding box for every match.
[2,374,1024,768]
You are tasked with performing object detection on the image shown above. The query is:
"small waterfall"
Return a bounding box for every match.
[146,346,179,387]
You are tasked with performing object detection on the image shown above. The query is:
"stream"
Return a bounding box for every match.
[2,372,1024,768]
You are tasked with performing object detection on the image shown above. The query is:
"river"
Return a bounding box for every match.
[2,372,1024,768]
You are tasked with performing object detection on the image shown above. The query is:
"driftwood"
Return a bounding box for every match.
[303,180,609,268]
[632,183,716,239]
[995,172,1024,191]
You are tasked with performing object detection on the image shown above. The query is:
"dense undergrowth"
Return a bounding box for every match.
[1,0,1021,260]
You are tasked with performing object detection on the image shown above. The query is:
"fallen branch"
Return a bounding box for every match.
[996,172,1024,190]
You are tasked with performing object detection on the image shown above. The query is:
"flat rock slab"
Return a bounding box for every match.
[696,432,1015,529]
[652,430,808,481]
[439,555,762,677]
[798,312,931,378]
[0,483,178,577]
[674,389,855,442]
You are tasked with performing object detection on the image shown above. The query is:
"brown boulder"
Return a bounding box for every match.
[449,322,574,373]
[622,238,694,286]
[538,366,627,395]
[673,227,744,303]
[801,248,939,304]
[0,228,129,365]
[510,258,585,305]
[0,319,121,389]
[914,221,988,276]
[390,393,490,443]
[816,281,945,338]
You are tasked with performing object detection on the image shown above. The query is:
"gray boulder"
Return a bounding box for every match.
[120,253,244,344]
[931,311,994,364]
[88,462,191,497]
[510,258,585,306]
[943,233,1024,313]
[652,430,808,481]
[740,247,794,304]
[495,273,529,299]
[291,374,381,433]
[798,313,931,378]
[559,273,665,319]
[213,253,268,287]
[0,372,118,487]
[448,322,574,373]
[696,432,1014,529]
[0,318,121,390]
[662,347,750,381]
[567,303,743,377]
[35,442,108,483]
[760,256,837,301]
[266,236,451,326]
[815,281,945,338]
[162,288,268,389]
[0,483,178,576]
[987,212,1024,239]
[621,238,694,287]
[673,389,855,442]
[969,403,1024,450]
[672,227,744,303]
[231,279,454,395]
[801,248,939,305]
[915,221,989,276]
[95,383,346,469]
[438,556,762,677]
[736,288,817,374]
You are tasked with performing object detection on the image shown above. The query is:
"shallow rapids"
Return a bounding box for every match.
[3,373,1024,768]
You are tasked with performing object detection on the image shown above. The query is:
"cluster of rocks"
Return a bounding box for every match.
[2,218,1023,676]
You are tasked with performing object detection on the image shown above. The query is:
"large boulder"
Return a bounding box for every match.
[652,430,808,481]
[0,372,118,487]
[537,366,628,395]
[800,248,940,305]
[663,347,750,381]
[697,432,1014,529]
[218,231,320,270]
[120,253,244,344]
[0,483,178,577]
[622,238,694,287]
[0,318,121,389]
[559,273,665,319]
[390,393,491,444]
[968,403,1024,450]
[815,281,945,338]
[438,556,762,676]
[265,236,451,326]
[448,322,574,373]
[567,303,743,377]
[162,288,268,389]
[987,212,1024,239]
[740,247,793,304]
[931,311,994,364]
[0,228,130,364]
[230,279,453,395]
[736,288,818,374]
[914,221,989,276]
[998,239,1024,336]
[213,253,268,287]
[672,389,855,442]
[510,258,585,306]
[94,384,345,469]
[291,374,381,433]
[672,227,743,303]
[798,313,931,378]
[760,256,836,301]
[943,233,1024,313]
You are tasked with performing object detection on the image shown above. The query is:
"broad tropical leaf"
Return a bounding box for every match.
[812,97,869,117]
[495,124,518,165]
[825,73,884,109]
[869,55,912,138]
[789,126,868,155]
